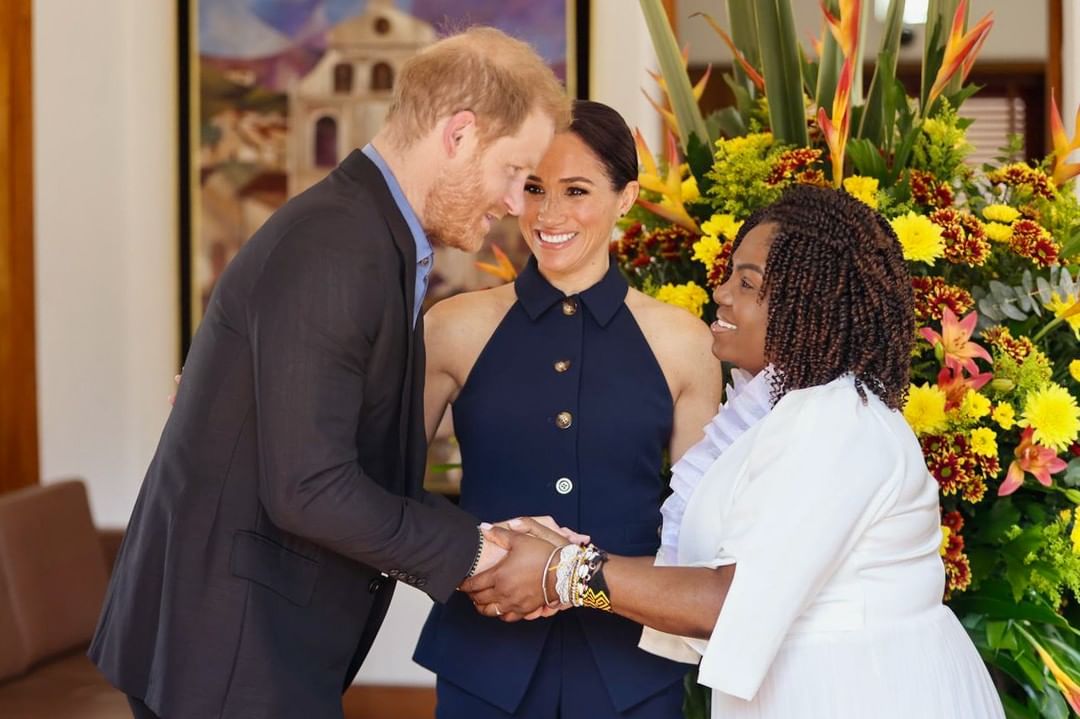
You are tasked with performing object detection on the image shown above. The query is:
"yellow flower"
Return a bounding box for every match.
[700,213,743,240]
[1071,517,1080,554]
[691,235,723,268]
[982,204,1020,223]
[1021,383,1080,452]
[843,176,880,209]
[904,384,949,436]
[1046,292,1080,340]
[959,390,992,420]
[939,525,952,556]
[655,282,710,318]
[891,212,945,265]
[681,175,700,203]
[1071,360,1080,383]
[992,403,1016,430]
[984,222,1013,243]
[970,427,998,457]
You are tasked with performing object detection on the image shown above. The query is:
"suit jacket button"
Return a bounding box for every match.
[369,577,383,593]
[406,574,417,584]
[417,578,427,588]
[388,569,399,577]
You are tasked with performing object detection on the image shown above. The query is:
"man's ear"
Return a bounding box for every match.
[442,110,478,159]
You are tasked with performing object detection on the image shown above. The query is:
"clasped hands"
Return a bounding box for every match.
[460,517,588,622]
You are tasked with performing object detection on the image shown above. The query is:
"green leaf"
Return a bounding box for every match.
[858,0,905,144]
[686,132,714,191]
[756,0,808,146]
[848,138,888,182]
[987,619,1009,649]
[723,73,754,119]
[712,107,746,140]
[950,581,1072,628]
[1065,458,1080,488]
[638,0,709,148]
[975,498,1022,541]
[725,0,761,98]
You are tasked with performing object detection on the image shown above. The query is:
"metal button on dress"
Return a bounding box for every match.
[555,411,573,429]
[562,298,578,316]
[555,477,574,495]
[553,359,571,373]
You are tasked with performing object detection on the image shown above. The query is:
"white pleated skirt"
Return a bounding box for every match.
[710,606,1005,719]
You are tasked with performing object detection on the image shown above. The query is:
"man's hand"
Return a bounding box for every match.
[461,526,563,620]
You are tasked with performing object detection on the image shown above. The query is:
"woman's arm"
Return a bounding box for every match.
[463,521,734,637]
[598,555,733,638]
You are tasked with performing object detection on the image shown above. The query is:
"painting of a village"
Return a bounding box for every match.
[191,0,572,327]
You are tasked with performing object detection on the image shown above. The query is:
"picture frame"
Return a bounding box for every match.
[177,0,590,356]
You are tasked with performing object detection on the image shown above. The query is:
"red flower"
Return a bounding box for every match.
[1009,218,1061,267]
[998,427,1069,495]
[912,277,975,324]
[920,308,993,376]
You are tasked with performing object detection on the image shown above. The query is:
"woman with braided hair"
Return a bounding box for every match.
[464,184,1005,718]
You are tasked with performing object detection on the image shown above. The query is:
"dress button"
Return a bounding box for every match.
[553,359,571,373]
[555,411,573,429]
[555,477,574,495]
[562,298,578,316]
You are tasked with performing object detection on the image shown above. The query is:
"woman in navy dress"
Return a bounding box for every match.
[413,101,724,718]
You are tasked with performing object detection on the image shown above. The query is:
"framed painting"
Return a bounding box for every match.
[178,0,590,354]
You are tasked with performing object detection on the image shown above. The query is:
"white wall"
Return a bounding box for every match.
[34,0,178,529]
[1065,0,1080,202]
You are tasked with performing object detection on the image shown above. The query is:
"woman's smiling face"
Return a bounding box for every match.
[709,222,775,373]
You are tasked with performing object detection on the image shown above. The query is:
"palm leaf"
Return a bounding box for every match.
[638,0,710,148]
[757,0,809,146]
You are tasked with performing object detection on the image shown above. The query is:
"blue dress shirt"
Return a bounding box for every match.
[361,143,432,327]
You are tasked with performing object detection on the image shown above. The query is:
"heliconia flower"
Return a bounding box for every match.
[694,13,766,92]
[634,130,700,232]
[919,307,992,376]
[1049,89,1080,186]
[642,45,715,138]
[474,244,517,282]
[1030,636,1080,713]
[820,0,861,60]
[926,0,994,111]
[998,427,1068,495]
[817,57,853,187]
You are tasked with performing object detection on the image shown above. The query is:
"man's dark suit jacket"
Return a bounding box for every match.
[89,150,479,718]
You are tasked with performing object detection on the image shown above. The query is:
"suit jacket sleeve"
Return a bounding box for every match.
[248,213,478,602]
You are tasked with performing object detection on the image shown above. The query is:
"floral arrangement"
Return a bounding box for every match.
[627,0,1080,715]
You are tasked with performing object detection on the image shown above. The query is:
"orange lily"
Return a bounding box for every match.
[1031,638,1080,713]
[918,307,992,376]
[936,366,991,411]
[634,130,700,232]
[692,13,765,93]
[998,427,1068,496]
[642,45,714,138]
[1049,89,1080,186]
[820,0,861,60]
[926,0,994,111]
[817,57,853,187]
[474,244,517,282]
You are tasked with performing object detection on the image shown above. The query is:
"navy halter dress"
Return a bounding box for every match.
[413,256,690,718]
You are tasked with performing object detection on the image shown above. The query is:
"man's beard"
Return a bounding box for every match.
[424,155,494,252]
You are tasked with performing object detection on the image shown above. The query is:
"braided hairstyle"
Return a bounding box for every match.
[724,184,914,410]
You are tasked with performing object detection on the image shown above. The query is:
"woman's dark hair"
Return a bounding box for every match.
[724,184,915,410]
[568,100,637,190]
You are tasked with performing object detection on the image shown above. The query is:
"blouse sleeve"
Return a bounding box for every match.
[696,380,905,701]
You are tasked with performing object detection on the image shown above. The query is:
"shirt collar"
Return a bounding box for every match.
[514,255,628,327]
[361,143,432,263]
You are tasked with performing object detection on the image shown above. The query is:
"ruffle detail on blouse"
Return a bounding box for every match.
[658,368,775,564]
